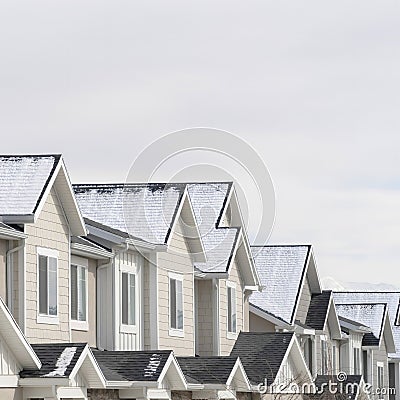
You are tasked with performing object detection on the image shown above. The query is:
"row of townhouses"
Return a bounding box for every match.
[0,154,399,400]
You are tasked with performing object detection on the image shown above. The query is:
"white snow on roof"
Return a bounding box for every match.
[144,353,163,378]
[335,304,385,341]
[0,156,57,215]
[187,183,238,273]
[333,292,400,358]
[250,245,310,324]
[74,184,185,244]
[44,346,77,377]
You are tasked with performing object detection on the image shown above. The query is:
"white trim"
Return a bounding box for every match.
[0,375,18,387]
[226,281,237,338]
[36,247,59,322]
[70,257,89,330]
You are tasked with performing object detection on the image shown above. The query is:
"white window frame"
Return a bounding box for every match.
[226,281,237,339]
[70,255,89,331]
[120,264,138,334]
[321,337,328,375]
[353,346,361,375]
[169,272,184,337]
[37,247,59,325]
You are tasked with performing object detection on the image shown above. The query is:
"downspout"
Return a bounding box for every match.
[6,240,25,319]
[113,242,129,350]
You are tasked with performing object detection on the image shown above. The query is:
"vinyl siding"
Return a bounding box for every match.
[249,311,276,332]
[219,258,244,356]
[157,219,195,356]
[24,187,70,343]
[143,257,151,350]
[372,338,389,400]
[196,279,214,356]
[71,258,97,347]
[295,277,311,324]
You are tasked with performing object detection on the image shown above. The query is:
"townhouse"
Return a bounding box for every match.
[0,153,398,400]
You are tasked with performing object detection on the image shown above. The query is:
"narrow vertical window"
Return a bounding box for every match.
[321,339,328,374]
[121,272,136,325]
[71,264,87,322]
[378,364,384,390]
[332,344,337,374]
[227,284,237,333]
[169,276,183,331]
[354,348,361,374]
[38,249,58,318]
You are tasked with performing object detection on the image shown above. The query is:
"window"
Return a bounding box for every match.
[377,363,384,394]
[121,272,136,326]
[363,350,369,383]
[321,339,328,374]
[354,347,361,374]
[169,274,183,332]
[227,284,237,334]
[304,338,313,375]
[37,248,58,320]
[332,344,337,374]
[71,264,87,322]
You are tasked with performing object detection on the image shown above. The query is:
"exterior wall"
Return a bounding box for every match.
[87,389,119,400]
[371,337,390,400]
[157,220,195,356]
[196,279,214,356]
[24,187,70,343]
[243,295,250,331]
[219,258,244,356]
[71,258,97,347]
[143,257,151,350]
[249,312,276,332]
[295,277,311,324]
[0,239,7,301]
[0,389,22,400]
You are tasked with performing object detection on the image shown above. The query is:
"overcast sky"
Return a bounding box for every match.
[1,1,400,287]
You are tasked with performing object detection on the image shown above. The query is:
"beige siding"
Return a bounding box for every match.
[372,338,389,400]
[196,279,214,356]
[219,258,244,356]
[143,258,151,350]
[157,220,195,356]
[71,258,97,347]
[295,278,311,324]
[249,311,276,332]
[25,187,70,343]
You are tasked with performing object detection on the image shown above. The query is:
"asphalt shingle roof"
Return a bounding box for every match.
[177,356,238,385]
[0,155,60,216]
[335,303,387,347]
[305,290,332,331]
[333,292,400,357]
[250,245,311,324]
[92,350,172,382]
[230,332,293,386]
[20,343,86,378]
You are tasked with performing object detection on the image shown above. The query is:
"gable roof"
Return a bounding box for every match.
[177,356,238,385]
[92,350,172,382]
[73,183,186,245]
[0,155,86,236]
[230,332,294,385]
[338,315,372,335]
[0,297,41,370]
[333,292,400,358]
[20,343,86,378]
[335,303,388,346]
[305,290,332,330]
[250,245,319,325]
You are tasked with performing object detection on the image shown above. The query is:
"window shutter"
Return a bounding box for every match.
[78,266,86,321]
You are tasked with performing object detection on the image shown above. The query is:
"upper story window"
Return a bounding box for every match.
[227,282,237,335]
[353,347,361,374]
[304,337,313,375]
[377,362,384,396]
[321,338,328,374]
[71,256,88,329]
[332,344,337,374]
[169,273,183,335]
[37,247,58,323]
[121,272,136,326]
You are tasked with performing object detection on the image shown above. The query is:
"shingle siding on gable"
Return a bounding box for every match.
[25,187,70,343]
[157,220,195,356]
[295,277,311,324]
[220,258,244,356]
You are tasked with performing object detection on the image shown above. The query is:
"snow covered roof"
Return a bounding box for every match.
[249,245,311,324]
[335,303,387,346]
[187,182,240,273]
[0,155,60,216]
[73,183,186,245]
[333,292,400,357]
